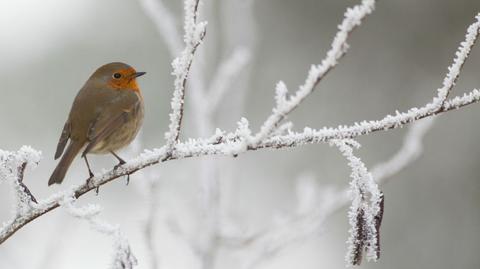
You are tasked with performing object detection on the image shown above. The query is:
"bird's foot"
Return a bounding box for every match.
[114,159,126,170]
[86,172,94,186]
[86,173,100,195]
[112,159,130,186]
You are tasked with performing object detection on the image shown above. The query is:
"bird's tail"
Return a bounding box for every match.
[48,141,83,185]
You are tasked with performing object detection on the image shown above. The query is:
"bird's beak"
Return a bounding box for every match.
[131,72,146,78]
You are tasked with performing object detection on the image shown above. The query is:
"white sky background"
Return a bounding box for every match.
[0,0,94,66]
[0,0,479,269]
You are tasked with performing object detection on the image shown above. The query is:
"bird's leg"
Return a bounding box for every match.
[110,151,130,185]
[84,155,99,194]
[110,151,126,169]
[84,155,94,180]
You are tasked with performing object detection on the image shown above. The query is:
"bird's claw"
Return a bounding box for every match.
[86,173,100,195]
[86,173,94,186]
[113,162,130,186]
[114,160,126,170]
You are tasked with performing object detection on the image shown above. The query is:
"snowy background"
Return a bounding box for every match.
[1,0,480,268]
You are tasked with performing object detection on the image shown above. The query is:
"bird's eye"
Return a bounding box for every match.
[113,73,122,79]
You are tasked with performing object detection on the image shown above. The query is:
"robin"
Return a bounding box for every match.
[48,62,145,186]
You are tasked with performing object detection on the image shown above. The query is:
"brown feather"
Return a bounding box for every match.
[82,110,129,157]
[54,122,71,160]
[49,140,84,185]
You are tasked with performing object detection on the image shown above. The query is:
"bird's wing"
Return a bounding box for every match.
[81,94,141,157]
[54,121,71,160]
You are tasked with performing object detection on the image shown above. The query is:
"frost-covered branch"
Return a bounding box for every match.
[0,146,40,209]
[0,146,40,237]
[140,0,210,139]
[250,0,376,145]
[61,195,137,269]
[252,8,479,147]
[330,139,383,266]
[0,86,478,246]
[437,15,480,106]
[164,0,207,154]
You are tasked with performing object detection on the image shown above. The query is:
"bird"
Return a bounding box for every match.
[48,62,145,186]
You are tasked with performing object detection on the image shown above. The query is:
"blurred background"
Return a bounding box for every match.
[0,0,479,268]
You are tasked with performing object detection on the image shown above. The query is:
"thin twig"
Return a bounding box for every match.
[164,0,207,156]
[438,15,480,106]
[17,163,37,204]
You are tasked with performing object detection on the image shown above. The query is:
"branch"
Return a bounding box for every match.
[17,163,38,204]
[257,88,479,150]
[139,0,210,137]
[252,7,479,147]
[0,146,41,216]
[330,139,382,266]
[438,14,480,105]
[0,88,478,246]
[250,0,376,145]
[164,0,207,154]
